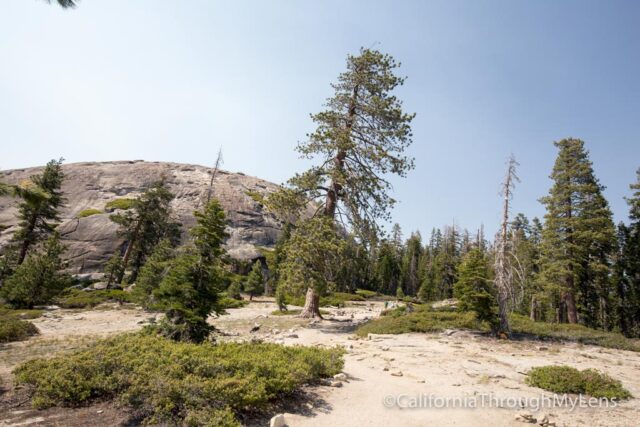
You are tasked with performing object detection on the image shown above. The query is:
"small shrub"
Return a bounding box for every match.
[105,198,136,211]
[0,317,39,343]
[55,289,135,309]
[355,289,379,299]
[356,307,487,337]
[526,365,631,400]
[270,309,329,316]
[13,334,344,425]
[77,209,102,218]
[219,296,248,309]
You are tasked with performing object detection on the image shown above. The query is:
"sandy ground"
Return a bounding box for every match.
[2,300,640,426]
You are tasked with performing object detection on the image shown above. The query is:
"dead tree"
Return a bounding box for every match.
[206,148,223,204]
[494,155,519,336]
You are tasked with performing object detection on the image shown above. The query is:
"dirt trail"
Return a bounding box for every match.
[2,300,640,426]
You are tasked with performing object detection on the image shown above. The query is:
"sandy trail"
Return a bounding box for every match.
[2,300,640,426]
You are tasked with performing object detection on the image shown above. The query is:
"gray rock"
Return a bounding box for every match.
[269,414,286,427]
[0,161,308,272]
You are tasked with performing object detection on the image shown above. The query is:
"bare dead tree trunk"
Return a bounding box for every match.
[530,296,537,321]
[494,155,519,336]
[206,148,223,205]
[299,287,322,318]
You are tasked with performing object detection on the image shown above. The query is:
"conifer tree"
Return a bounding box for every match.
[153,200,228,343]
[13,158,65,266]
[109,180,180,284]
[270,49,415,317]
[1,232,71,308]
[454,248,495,324]
[244,261,264,301]
[538,139,616,327]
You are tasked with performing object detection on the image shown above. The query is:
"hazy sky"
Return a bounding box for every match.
[1,0,639,237]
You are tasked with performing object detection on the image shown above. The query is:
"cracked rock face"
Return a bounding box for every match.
[0,161,286,273]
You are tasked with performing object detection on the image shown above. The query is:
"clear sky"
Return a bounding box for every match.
[1,0,639,238]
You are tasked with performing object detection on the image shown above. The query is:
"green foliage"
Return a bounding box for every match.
[76,209,102,218]
[109,181,181,284]
[218,296,248,309]
[270,309,329,316]
[226,281,242,300]
[1,233,72,308]
[278,217,347,297]
[275,286,287,311]
[152,200,228,342]
[0,316,39,343]
[244,190,265,204]
[284,292,365,308]
[355,289,378,299]
[11,158,65,265]
[526,366,631,399]
[54,289,136,309]
[453,248,496,324]
[104,198,135,211]
[243,262,264,299]
[538,138,616,328]
[396,287,405,300]
[510,314,640,352]
[13,334,344,425]
[356,307,487,337]
[132,239,174,307]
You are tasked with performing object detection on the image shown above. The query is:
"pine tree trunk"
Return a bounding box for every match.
[564,290,578,323]
[299,287,322,318]
[529,297,537,321]
[17,215,38,265]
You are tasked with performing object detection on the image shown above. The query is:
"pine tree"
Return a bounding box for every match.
[269,49,415,317]
[454,248,495,324]
[614,168,640,336]
[153,200,228,343]
[374,239,402,295]
[244,261,264,301]
[278,216,346,318]
[538,138,616,327]
[1,232,71,308]
[109,180,180,284]
[401,232,423,296]
[13,158,65,266]
[133,239,174,307]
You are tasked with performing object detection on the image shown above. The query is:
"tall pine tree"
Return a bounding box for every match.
[538,139,616,327]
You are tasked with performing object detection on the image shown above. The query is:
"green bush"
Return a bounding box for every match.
[13,334,344,425]
[526,365,631,400]
[510,314,640,352]
[356,307,487,337]
[285,292,365,308]
[355,289,379,299]
[55,289,136,309]
[0,306,44,320]
[218,296,248,309]
[105,198,136,211]
[0,317,39,343]
[77,209,102,218]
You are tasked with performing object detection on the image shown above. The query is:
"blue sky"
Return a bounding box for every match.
[1,0,639,237]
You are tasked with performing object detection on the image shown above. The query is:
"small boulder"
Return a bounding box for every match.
[333,373,348,382]
[269,413,286,427]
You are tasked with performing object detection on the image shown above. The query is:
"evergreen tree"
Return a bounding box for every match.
[538,138,616,327]
[132,239,174,307]
[453,248,495,324]
[110,180,180,284]
[614,168,640,336]
[13,158,65,266]
[401,232,423,296]
[1,232,71,308]
[269,48,415,317]
[278,216,346,318]
[374,239,402,295]
[244,261,264,301]
[153,200,228,343]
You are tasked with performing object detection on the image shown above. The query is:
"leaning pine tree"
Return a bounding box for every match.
[538,138,616,327]
[269,48,415,318]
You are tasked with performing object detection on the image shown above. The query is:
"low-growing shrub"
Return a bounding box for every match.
[0,317,39,343]
[219,296,248,309]
[105,198,136,211]
[285,292,365,308]
[270,309,329,316]
[55,289,136,309]
[526,365,631,400]
[356,307,487,337]
[355,289,378,299]
[77,209,102,218]
[13,334,344,425]
[510,314,640,352]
